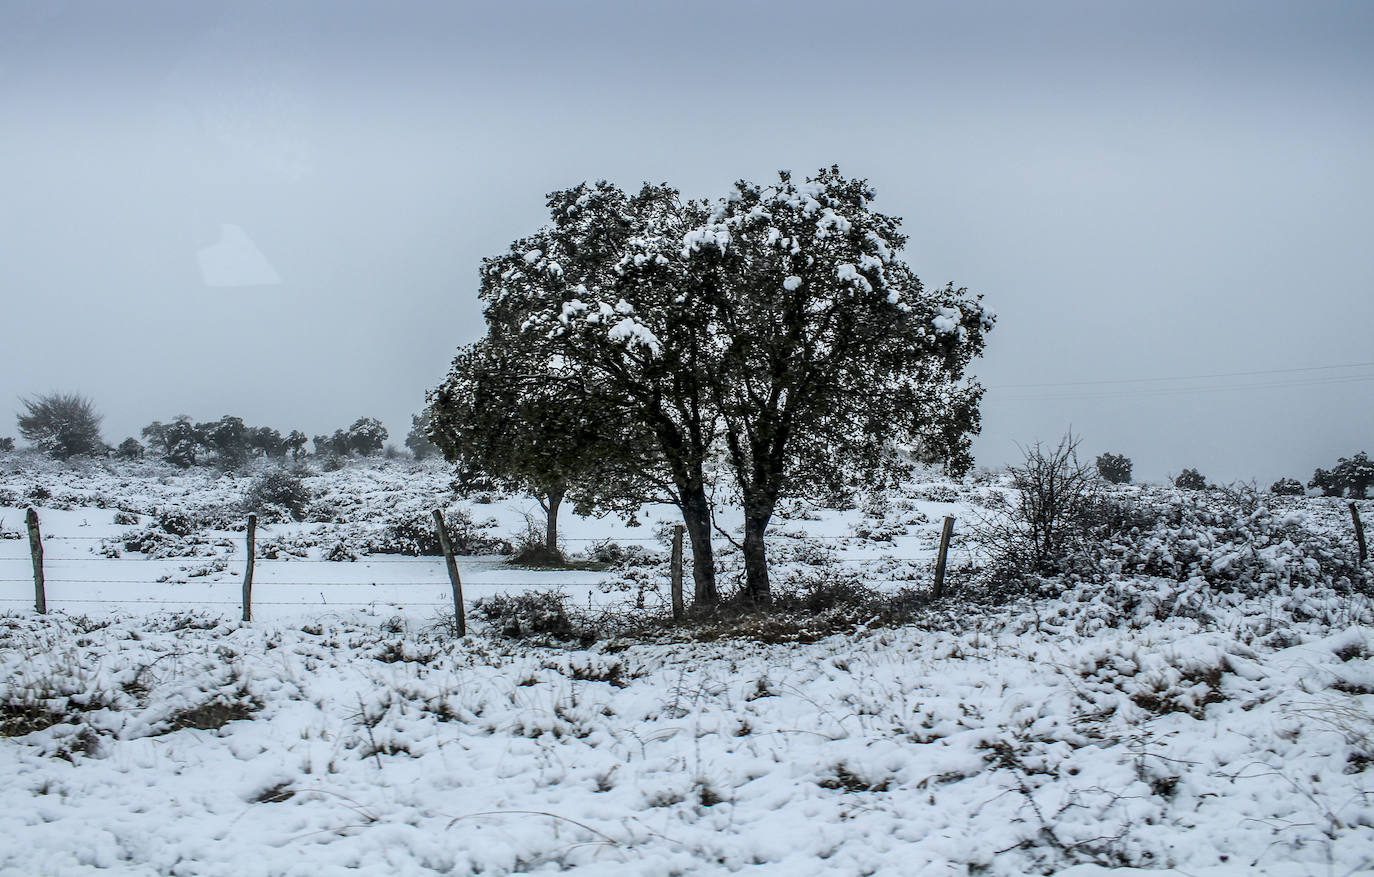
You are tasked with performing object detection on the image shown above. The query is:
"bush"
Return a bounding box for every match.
[0,437,13,452]
[1311,452,1373,498]
[372,509,510,556]
[16,393,104,460]
[1095,452,1132,484]
[1174,468,1207,490]
[975,433,1101,579]
[1270,477,1305,496]
[472,590,577,639]
[157,507,197,537]
[115,437,145,460]
[243,470,311,521]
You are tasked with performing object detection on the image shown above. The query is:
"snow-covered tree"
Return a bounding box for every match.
[464,167,992,603]
[472,181,726,601]
[115,437,145,459]
[1096,453,1132,484]
[17,392,104,460]
[1175,468,1207,490]
[429,339,653,560]
[1269,477,1305,496]
[345,417,388,456]
[404,413,440,460]
[671,168,992,600]
[284,430,309,461]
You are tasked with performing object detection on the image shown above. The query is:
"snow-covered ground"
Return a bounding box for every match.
[1,454,1372,875]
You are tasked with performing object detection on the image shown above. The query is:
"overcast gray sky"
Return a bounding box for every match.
[2,0,1371,484]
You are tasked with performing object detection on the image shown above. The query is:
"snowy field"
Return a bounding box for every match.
[1,454,1372,876]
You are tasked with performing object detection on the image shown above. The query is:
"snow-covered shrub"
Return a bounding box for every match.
[243,469,310,522]
[473,590,577,640]
[372,508,508,556]
[156,506,196,537]
[583,539,654,567]
[1174,468,1207,490]
[1270,477,1306,496]
[0,437,14,453]
[112,510,140,526]
[913,483,961,503]
[303,498,342,523]
[120,526,219,559]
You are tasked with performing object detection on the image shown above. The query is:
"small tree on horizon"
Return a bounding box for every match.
[404,413,440,460]
[17,392,104,460]
[1175,468,1207,490]
[1270,477,1305,496]
[1095,452,1132,484]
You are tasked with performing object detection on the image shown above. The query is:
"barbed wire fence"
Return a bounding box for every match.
[1,507,958,619]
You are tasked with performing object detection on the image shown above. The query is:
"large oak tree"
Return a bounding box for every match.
[435,167,992,604]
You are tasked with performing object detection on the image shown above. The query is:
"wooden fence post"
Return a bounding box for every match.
[1352,503,1368,563]
[242,513,257,622]
[932,515,955,599]
[433,509,466,637]
[25,507,45,615]
[670,525,685,622]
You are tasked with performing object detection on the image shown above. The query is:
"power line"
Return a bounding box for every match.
[986,360,1374,391]
[998,372,1374,403]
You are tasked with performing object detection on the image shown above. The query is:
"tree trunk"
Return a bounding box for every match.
[741,504,774,604]
[679,485,718,606]
[544,487,564,553]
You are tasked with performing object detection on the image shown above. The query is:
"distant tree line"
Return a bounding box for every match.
[5,391,443,469]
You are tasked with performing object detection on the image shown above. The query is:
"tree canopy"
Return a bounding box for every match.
[434,166,993,603]
[17,393,104,460]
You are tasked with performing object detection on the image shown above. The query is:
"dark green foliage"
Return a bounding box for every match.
[143,417,199,467]
[196,416,249,468]
[455,167,992,604]
[1174,468,1207,490]
[1270,477,1305,496]
[248,427,287,459]
[115,437,145,459]
[284,430,308,461]
[1095,452,1132,484]
[16,392,104,460]
[345,417,388,455]
[142,417,304,467]
[243,469,311,521]
[313,418,388,457]
[404,413,439,460]
[428,339,650,563]
[1311,452,1373,498]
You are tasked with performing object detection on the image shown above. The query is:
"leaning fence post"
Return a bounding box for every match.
[432,509,466,637]
[25,507,45,615]
[1352,503,1368,563]
[932,515,955,599]
[670,524,685,622]
[242,513,257,622]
